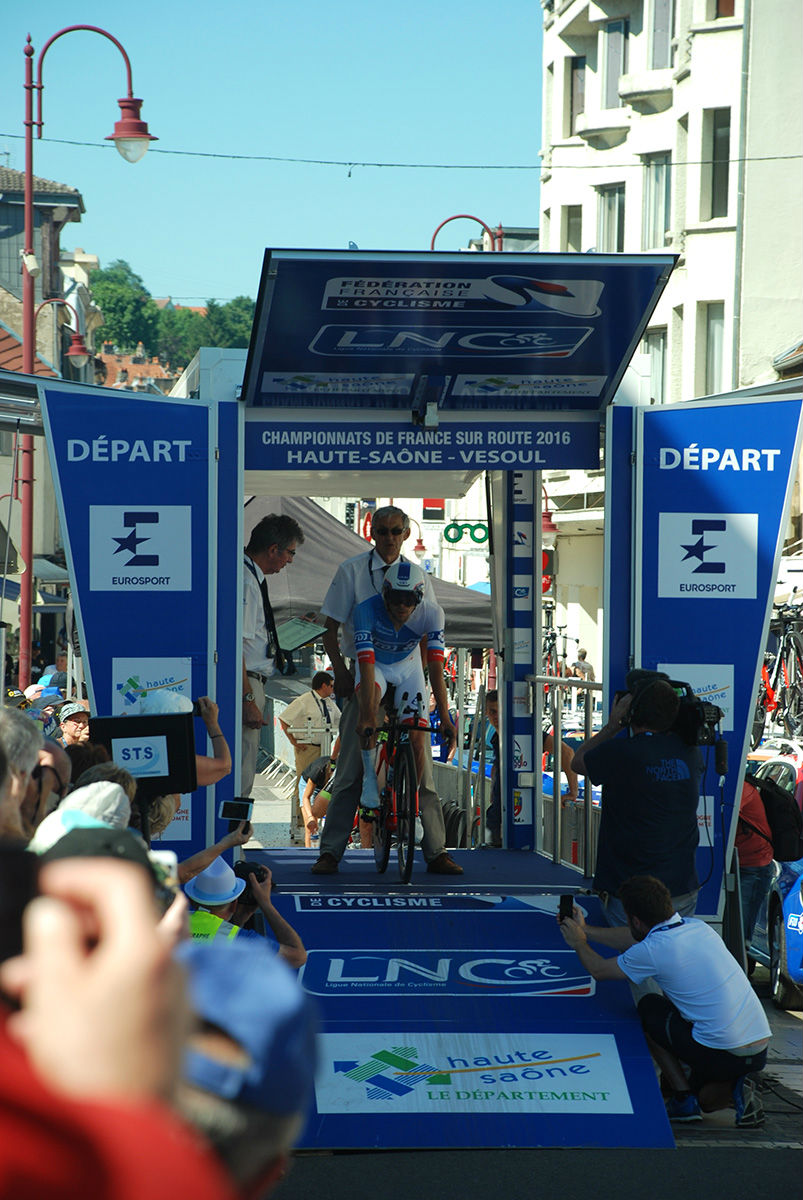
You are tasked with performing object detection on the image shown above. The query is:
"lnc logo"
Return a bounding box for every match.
[301,950,592,996]
[309,325,592,358]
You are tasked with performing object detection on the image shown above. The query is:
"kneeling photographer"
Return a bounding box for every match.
[571,670,715,929]
[184,856,306,969]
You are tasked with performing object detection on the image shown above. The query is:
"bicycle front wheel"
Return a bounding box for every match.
[394,741,418,883]
[750,693,767,749]
[373,790,392,873]
[783,633,803,737]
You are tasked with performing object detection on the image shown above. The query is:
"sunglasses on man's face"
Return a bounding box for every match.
[386,590,419,607]
[374,526,404,536]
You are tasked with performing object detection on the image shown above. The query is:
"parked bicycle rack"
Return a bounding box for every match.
[258,753,297,800]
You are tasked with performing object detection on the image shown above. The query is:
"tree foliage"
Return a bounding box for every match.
[204,296,255,349]
[157,306,209,368]
[89,260,160,354]
[89,260,255,367]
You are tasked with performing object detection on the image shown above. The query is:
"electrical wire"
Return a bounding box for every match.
[0,130,800,170]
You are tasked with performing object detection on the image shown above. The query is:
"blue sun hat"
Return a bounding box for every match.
[177,938,319,1114]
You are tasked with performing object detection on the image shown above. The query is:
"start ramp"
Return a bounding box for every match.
[257,847,674,1150]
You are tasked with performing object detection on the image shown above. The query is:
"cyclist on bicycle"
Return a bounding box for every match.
[352,561,456,810]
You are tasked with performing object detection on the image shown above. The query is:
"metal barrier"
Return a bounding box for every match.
[526,673,603,877]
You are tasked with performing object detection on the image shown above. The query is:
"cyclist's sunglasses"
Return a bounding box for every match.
[386,589,420,607]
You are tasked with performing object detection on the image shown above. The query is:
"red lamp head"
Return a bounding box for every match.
[106,97,157,163]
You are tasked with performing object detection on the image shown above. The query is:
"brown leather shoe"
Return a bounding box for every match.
[310,852,339,875]
[426,853,463,875]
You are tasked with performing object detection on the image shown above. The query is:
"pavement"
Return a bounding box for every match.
[245,771,803,1197]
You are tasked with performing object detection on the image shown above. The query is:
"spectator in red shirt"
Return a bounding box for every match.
[736,778,775,963]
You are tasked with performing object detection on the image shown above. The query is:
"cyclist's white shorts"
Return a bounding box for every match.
[355,654,427,724]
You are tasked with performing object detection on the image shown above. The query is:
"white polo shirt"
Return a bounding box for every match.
[320,549,436,659]
[618,915,771,1050]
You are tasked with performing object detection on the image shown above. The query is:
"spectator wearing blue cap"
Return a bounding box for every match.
[185,858,306,968]
[177,939,318,1196]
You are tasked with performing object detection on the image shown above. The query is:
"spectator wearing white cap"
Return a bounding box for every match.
[177,939,318,1196]
[28,781,132,855]
[185,858,306,968]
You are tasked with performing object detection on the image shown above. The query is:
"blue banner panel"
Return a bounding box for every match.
[604,405,637,706]
[637,397,803,916]
[245,411,600,473]
[274,887,673,1149]
[242,250,674,413]
[39,385,220,857]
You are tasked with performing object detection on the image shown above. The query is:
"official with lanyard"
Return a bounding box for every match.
[241,514,304,799]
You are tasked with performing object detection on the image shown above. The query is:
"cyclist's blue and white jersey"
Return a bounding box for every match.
[353,594,446,668]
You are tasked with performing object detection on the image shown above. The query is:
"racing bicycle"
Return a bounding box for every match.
[360,689,423,883]
[751,602,803,748]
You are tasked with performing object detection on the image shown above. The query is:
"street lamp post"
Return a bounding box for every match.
[430,214,503,252]
[34,298,91,371]
[19,26,155,687]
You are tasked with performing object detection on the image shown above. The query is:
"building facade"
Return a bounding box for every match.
[538,0,803,666]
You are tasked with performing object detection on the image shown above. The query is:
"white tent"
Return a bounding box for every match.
[244,496,493,649]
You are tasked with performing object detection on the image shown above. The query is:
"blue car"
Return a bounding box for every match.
[746,756,803,1010]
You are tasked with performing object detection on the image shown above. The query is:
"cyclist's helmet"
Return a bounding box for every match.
[382,560,426,607]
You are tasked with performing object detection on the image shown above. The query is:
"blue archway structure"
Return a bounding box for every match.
[22,248,802,1150]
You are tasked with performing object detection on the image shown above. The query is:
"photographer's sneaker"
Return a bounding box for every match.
[733,1076,765,1128]
[665,1092,702,1122]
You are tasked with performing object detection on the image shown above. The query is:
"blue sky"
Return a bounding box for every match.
[1,1,543,303]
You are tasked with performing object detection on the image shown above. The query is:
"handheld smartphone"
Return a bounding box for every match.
[558,893,574,921]
[148,849,180,917]
[218,799,253,822]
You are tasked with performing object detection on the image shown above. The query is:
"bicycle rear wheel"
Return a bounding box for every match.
[394,740,418,883]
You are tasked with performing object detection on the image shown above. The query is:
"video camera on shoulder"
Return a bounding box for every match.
[619,669,723,746]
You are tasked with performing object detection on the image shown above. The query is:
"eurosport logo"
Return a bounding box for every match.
[657,512,758,600]
[309,325,593,358]
[320,275,604,317]
[89,506,192,591]
[300,950,593,997]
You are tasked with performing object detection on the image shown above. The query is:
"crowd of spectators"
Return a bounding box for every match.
[0,676,318,1199]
